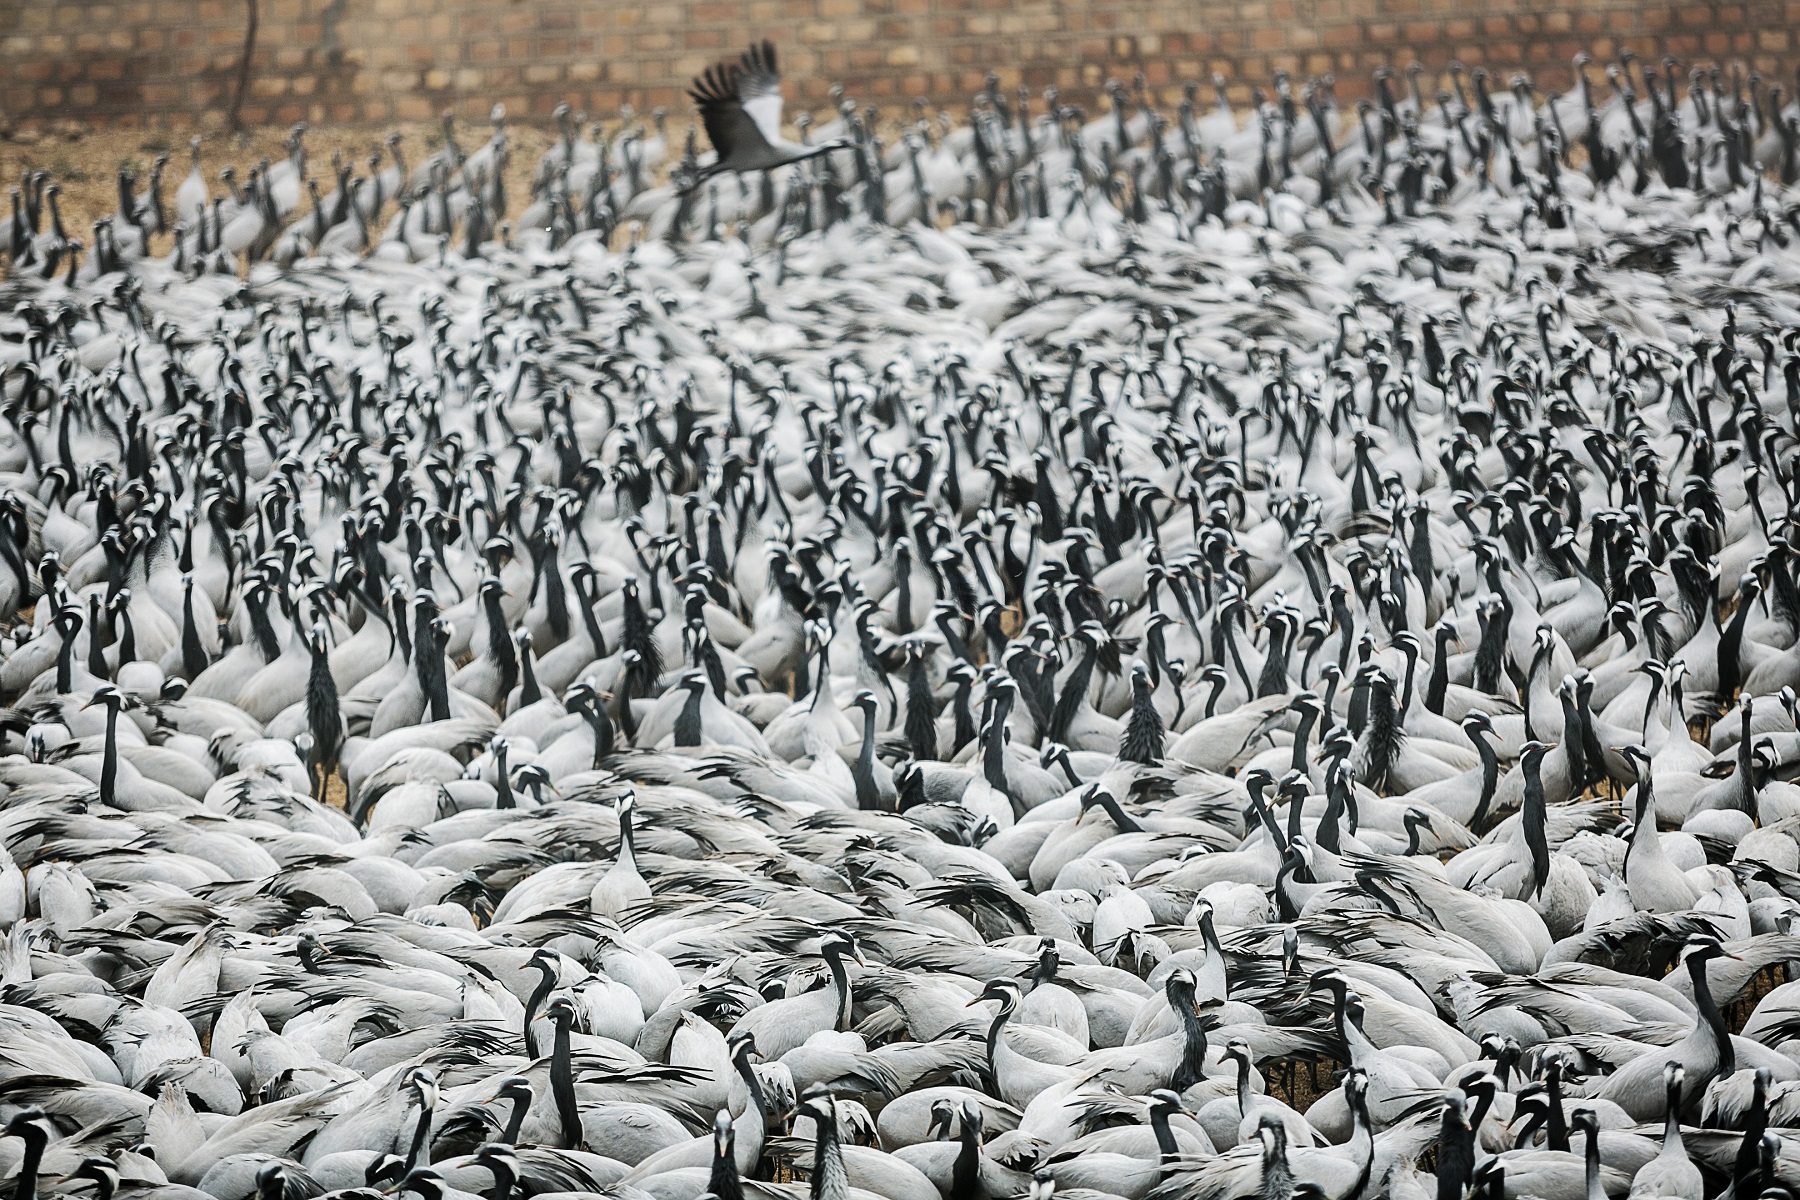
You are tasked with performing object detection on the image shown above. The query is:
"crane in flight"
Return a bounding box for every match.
[687,41,850,182]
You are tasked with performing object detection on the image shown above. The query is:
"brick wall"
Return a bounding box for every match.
[1,0,1795,132]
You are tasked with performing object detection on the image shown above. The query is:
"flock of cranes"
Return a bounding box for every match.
[12,44,1800,279]
[2,35,1800,1200]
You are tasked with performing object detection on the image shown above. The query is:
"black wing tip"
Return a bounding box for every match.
[692,40,778,103]
[688,62,741,108]
[744,39,779,80]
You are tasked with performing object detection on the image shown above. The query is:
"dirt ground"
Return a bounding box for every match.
[1,120,564,259]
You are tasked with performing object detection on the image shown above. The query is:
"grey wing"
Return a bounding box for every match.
[736,39,787,148]
[689,59,775,163]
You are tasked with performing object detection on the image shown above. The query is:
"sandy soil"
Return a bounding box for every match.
[1,120,564,264]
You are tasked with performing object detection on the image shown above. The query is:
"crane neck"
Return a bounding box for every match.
[950,1114,981,1200]
[1521,753,1551,898]
[404,1091,434,1171]
[1342,1085,1373,1198]
[809,1103,849,1200]
[1469,727,1499,830]
[731,1043,768,1174]
[824,945,854,1032]
[522,966,554,1059]
[487,1159,516,1200]
[1258,1123,1293,1200]
[502,1091,529,1146]
[1544,1066,1569,1151]
[709,1129,745,1200]
[11,1124,43,1200]
[1149,1103,1179,1168]
[852,703,880,810]
[1171,983,1209,1092]
[1690,953,1735,1080]
[1662,1077,1685,1154]
[984,994,1014,1081]
[673,685,705,747]
[550,1013,582,1149]
[100,702,119,808]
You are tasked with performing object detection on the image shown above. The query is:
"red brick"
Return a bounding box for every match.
[0,0,1793,132]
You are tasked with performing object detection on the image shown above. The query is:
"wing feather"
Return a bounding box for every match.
[688,41,786,165]
[737,40,787,147]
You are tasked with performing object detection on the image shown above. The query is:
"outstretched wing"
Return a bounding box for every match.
[736,40,786,147]
[688,40,785,164]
